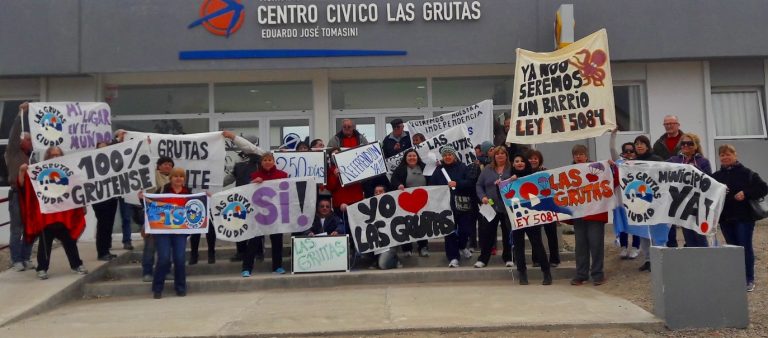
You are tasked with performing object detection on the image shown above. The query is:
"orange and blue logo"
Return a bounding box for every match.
[188,0,245,38]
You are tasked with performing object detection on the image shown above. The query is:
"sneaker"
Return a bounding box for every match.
[274,267,286,274]
[505,261,514,268]
[241,270,251,278]
[123,243,134,250]
[176,290,187,297]
[550,262,559,268]
[73,265,89,275]
[142,275,153,283]
[419,247,430,257]
[153,292,162,299]
[491,247,498,256]
[474,261,486,268]
[24,260,36,270]
[460,248,472,259]
[570,278,586,286]
[404,250,413,258]
[593,277,608,286]
[639,262,651,272]
[12,262,25,272]
[98,254,114,261]
[619,247,629,259]
[448,259,460,268]
[628,247,640,259]
[747,282,755,292]
[37,270,49,280]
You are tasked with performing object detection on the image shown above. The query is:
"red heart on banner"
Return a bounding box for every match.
[398,188,429,214]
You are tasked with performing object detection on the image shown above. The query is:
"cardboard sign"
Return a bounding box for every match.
[347,186,455,254]
[291,235,349,273]
[407,100,493,149]
[507,29,616,144]
[386,125,476,176]
[28,102,113,153]
[144,192,209,234]
[618,161,726,235]
[27,139,155,213]
[498,161,616,229]
[332,142,386,186]
[275,151,326,184]
[210,177,317,241]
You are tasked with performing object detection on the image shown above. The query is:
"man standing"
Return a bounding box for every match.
[653,115,683,160]
[382,119,411,158]
[5,102,35,271]
[328,119,368,149]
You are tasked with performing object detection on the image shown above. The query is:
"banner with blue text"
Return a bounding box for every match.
[332,142,386,186]
[144,192,209,234]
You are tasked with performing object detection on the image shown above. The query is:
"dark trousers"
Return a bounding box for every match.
[477,213,512,264]
[513,225,550,273]
[619,232,641,248]
[153,234,187,294]
[36,223,83,272]
[236,240,247,255]
[93,198,118,257]
[573,219,605,281]
[667,224,678,247]
[445,212,473,261]
[721,221,755,283]
[531,222,561,265]
[243,234,283,272]
[9,189,34,264]
[681,228,708,247]
[142,235,156,276]
[189,225,216,259]
[401,240,428,253]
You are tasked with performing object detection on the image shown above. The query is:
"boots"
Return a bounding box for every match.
[542,270,553,285]
[518,270,529,285]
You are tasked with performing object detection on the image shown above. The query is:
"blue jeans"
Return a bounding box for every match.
[720,221,755,284]
[118,199,134,244]
[445,212,473,261]
[8,189,33,264]
[619,232,640,249]
[681,228,708,247]
[142,236,156,276]
[153,234,187,294]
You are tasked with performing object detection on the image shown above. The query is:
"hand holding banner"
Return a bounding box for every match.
[144,192,209,234]
[332,142,386,186]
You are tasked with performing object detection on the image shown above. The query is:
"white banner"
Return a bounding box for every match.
[407,100,493,148]
[292,236,349,273]
[347,186,456,254]
[28,102,113,153]
[618,161,726,235]
[27,139,155,213]
[210,177,316,241]
[507,29,616,144]
[386,125,476,176]
[124,131,226,201]
[274,151,326,184]
[332,142,386,186]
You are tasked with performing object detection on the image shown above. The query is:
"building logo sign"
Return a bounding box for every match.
[188,0,245,37]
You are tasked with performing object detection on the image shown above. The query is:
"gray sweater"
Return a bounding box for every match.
[475,165,512,213]
[4,115,29,190]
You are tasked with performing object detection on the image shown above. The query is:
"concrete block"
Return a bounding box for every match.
[651,245,748,330]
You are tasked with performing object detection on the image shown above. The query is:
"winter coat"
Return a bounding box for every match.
[712,162,768,223]
[382,131,412,158]
[667,153,712,175]
[429,161,473,212]
[327,130,368,149]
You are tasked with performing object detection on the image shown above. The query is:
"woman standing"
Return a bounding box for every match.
[150,167,191,298]
[527,149,561,267]
[474,145,513,268]
[609,129,641,259]
[712,144,767,292]
[92,142,119,261]
[390,149,430,257]
[667,132,711,247]
[633,135,664,272]
[242,152,290,276]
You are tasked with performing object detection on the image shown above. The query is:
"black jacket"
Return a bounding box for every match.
[429,161,473,212]
[309,214,346,235]
[712,162,768,223]
[382,132,412,158]
[390,162,426,190]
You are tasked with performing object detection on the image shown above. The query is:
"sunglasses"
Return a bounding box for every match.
[680,141,695,147]
[622,149,635,154]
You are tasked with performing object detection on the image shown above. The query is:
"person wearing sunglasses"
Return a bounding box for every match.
[667,132,711,248]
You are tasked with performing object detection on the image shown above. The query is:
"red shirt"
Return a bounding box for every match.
[250,166,288,182]
[340,134,361,148]
[325,164,364,208]
[665,133,681,155]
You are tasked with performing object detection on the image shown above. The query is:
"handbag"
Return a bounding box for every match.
[749,197,768,221]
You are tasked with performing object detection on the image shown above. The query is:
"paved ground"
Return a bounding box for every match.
[0,281,659,337]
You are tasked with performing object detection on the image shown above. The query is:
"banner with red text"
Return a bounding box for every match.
[507,29,616,144]
[498,161,615,229]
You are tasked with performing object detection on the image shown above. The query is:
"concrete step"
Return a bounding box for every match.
[83,265,577,299]
[108,251,576,279]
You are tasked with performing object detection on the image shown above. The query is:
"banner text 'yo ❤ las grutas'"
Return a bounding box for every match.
[144,193,209,234]
[27,139,155,213]
[210,177,317,241]
[274,151,326,184]
[332,142,386,186]
[28,102,113,153]
[347,186,455,254]
[385,125,476,176]
[507,29,616,144]
[407,100,493,150]
[498,161,615,229]
[124,131,226,197]
[618,161,726,235]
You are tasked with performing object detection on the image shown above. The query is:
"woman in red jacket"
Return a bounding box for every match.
[242,152,289,276]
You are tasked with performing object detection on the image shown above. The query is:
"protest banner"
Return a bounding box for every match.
[386,125,476,176]
[27,138,155,213]
[498,161,615,229]
[28,102,113,153]
[347,186,455,254]
[618,161,726,235]
[407,100,493,148]
[332,142,386,186]
[291,235,349,273]
[144,192,209,234]
[124,131,226,198]
[210,177,316,241]
[274,151,326,184]
[507,29,616,144]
